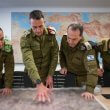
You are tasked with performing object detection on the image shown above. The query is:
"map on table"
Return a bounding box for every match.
[0,88,105,110]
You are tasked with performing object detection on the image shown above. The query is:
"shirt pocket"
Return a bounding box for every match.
[42,42,51,57]
[72,56,82,66]
[30,42,40,51]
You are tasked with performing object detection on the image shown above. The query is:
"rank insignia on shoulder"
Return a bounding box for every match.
[3,39,12,52]
[23,30,30,37]
[84,42,92,50]
[87,55,95,61]
[47,26,56,35]
[4,39,11,45]
[81,45,86,50]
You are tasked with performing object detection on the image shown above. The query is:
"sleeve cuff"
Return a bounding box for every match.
[5,82,12,88]
[86,85,95,93]
[48,68,55,76]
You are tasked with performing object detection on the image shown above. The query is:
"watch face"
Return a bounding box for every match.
[36,79,41,84]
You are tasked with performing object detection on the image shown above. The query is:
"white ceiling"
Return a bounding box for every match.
[0,0,110,8]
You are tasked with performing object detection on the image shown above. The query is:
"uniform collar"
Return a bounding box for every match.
[73,37,84,47]
[79,37,85,44]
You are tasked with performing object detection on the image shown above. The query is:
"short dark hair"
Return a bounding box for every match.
[29,10,44,20]
[67,23,83,36]
[0,27,3,32]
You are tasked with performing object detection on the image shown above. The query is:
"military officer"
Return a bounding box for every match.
[98,38,110,86]
[0,27,14,95]
[60,23,98,100]
[20,10,59,102]
[101,38,110,70]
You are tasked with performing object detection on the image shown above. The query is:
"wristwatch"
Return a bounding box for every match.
[36,79,41,85]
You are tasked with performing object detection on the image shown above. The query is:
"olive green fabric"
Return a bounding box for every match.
[60,35,98,93]
[20,29,59,83]
[102,52,110,70]
[100,39,110,70]
[0,39,14,88]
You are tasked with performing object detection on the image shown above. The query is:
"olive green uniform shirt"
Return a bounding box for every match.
[0,39,14,88]
[60,35,98,93]
[100,39,110,70]
[20,29,59,83]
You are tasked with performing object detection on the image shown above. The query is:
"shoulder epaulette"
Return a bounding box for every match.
[4,39,12,45]
[3,39,13,52]
[47,26,56,35]
[23,30,31,37]
[81,41,92,51]
[101,38,110,51]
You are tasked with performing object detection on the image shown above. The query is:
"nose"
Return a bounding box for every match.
[35,28,41,33]
[68,39,72,44]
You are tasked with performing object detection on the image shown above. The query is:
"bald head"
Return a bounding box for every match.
[67,23,83,36]
[67,23,83,48]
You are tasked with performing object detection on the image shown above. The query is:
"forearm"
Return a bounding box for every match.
[20,37,41,83]
[48,44,58,76]
[22,51,41,82]
[59,50,67,68]
[86,71,98,93]
[5,54,14,88]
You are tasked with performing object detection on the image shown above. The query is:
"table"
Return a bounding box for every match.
[95,87,110,110]
[0,88,106,110]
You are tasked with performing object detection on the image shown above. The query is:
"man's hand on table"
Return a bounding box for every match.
[35,83,51,103]
[81,92,95,100]
[46,75,53,89]
[1,88,12,96]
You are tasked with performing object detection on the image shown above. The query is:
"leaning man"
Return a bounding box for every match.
[20,10,59,102]
[60,23,98,100]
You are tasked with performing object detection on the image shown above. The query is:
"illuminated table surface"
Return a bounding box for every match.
[0,88,107,110]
